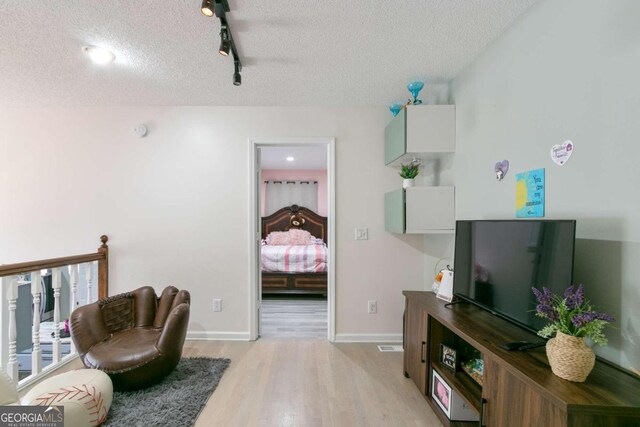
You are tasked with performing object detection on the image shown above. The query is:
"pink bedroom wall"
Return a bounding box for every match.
[260,169,328,217]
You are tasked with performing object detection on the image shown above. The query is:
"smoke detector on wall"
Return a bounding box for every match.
[134,124,148,138]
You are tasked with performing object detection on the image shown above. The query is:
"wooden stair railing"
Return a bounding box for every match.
[0,235,109,299]
[0,235,109,384]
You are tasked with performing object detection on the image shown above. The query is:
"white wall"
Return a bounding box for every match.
[450,0,640,373]
[0,106,425,339]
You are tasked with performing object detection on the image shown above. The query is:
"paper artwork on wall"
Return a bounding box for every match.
[515,168,545,218]
[494,160,509,181]
[550,140,574,166]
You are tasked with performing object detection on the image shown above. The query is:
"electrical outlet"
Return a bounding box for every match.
[212,298,222,312]
[368,300,377,314]
[355,228,369,240]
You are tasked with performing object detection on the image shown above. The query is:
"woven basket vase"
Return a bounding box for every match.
[546,331,595,382]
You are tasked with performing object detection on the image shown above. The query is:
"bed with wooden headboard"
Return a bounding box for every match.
[261,205,327,296]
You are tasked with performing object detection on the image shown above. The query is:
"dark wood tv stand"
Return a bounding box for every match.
[403,291,640,427]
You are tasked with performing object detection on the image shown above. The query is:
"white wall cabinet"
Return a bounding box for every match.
[384,105,455,166]
[384,187,455,234]
[384,105,456,234]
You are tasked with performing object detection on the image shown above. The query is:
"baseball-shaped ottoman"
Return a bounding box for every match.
[21,369,113,427]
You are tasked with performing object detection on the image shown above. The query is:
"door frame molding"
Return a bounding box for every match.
[248,137,336,341]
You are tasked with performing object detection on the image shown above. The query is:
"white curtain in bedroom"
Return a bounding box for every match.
[265,180,318,215]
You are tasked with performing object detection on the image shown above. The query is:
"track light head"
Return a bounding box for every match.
[219,41,230,56]
[201,0,214,17]
[219,28,230,56]
[233,62,241,86]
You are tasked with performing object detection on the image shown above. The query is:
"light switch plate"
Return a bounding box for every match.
[368,300,377,314]
[355,228,369,240]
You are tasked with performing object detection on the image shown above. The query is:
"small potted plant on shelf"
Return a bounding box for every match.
[532,284,615,382]
[399,161,420,188]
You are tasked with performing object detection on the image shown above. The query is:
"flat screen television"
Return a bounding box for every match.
[453,220,576,333]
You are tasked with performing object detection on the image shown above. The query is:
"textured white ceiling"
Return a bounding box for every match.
[261,146,327,170]
[0,0,537,107]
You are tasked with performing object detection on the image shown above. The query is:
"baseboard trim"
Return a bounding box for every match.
[186,331,251,341]
[334,333,403,343]
[186,332,401,343]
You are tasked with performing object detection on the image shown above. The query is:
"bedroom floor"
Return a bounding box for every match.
[261,297,327,339]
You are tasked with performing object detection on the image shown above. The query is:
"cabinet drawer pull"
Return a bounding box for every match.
[479,398,487,427]
[421,341,426,363]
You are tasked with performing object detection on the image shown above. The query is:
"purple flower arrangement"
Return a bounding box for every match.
[532,284,615,346]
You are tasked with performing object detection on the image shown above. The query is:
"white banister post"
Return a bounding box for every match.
[52,268,62,363]
[6,276,19,381]
[31,270,42,376]
[68,264,79,353]
[0,278,8,371]
[85,262,93,305]
[69,264,79,310]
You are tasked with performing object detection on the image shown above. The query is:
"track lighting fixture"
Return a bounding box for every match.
[199,0,243,86]
[219,28,230,56]
[233,62,241,86]
[201,0,214,17]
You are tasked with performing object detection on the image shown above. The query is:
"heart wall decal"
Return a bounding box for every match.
[495,160,509,181]
[551,140,574,166]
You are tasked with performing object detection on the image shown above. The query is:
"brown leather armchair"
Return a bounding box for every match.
[70,286,190,391]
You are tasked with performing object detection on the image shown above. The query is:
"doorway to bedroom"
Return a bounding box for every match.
[249,138,335,341]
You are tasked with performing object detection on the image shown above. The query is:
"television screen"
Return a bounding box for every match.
[453,220,576,333]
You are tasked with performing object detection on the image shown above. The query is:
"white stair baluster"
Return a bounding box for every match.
[31,270,42,376]
[68,264,79,353]
[52,268,62,363]
[85,262,93,304]
[69,264,79,309]
[6,276,19,381]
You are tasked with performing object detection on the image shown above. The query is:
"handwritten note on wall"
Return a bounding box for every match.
[516,168,545,218]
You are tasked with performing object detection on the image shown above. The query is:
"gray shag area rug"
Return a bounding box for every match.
[103,357,231,427]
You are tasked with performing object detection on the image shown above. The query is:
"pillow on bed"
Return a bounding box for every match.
[266,229,312,245]
[309,236,325,245]
[289,229,313,245]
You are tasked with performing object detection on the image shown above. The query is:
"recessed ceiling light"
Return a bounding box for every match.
[83,46,116,65]
[286,156,295,162]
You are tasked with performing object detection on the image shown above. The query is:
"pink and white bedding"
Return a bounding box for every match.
[261,243,328,273]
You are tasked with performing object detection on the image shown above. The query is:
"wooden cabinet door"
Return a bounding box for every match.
[482,357,566,427]
[404,299,429,395]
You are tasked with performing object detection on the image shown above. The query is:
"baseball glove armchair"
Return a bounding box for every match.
[70,286,190,391]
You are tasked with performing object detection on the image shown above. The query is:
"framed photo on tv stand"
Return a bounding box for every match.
[432,370,479,422]
[432,370,452,417]
[440,344,458,371]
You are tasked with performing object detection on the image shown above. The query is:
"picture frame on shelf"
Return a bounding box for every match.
[440,343,457,371]
[432,369,480,422]
[432,370,452,417]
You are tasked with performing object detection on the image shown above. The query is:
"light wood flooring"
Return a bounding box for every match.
[261,298,328,339]
[189,339,442,426]
[29,340,443,427]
